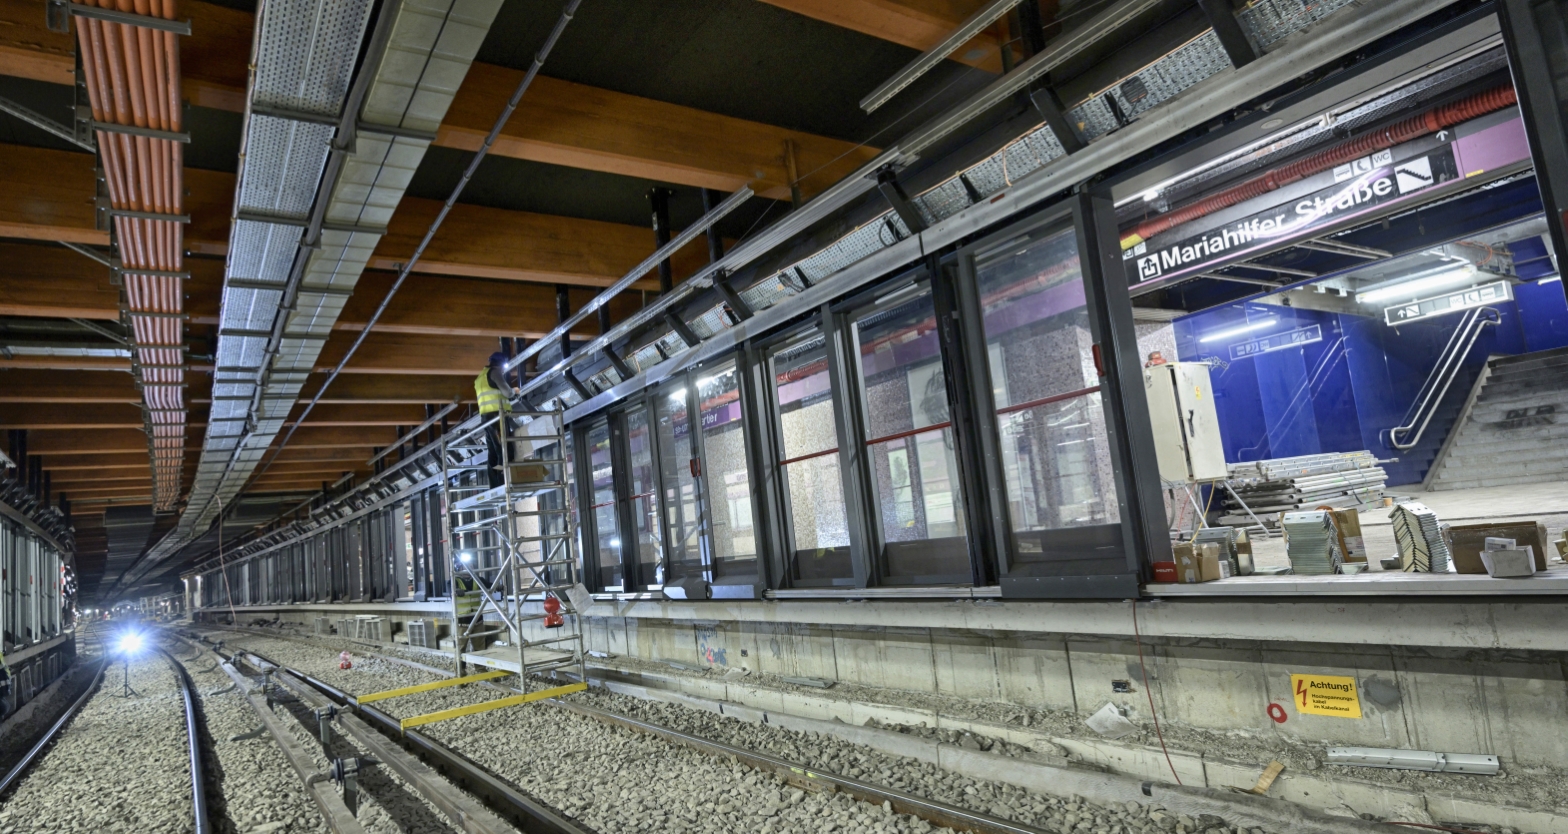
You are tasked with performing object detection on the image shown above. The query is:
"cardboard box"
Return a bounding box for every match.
[506,461,553,484]
[1173,543,1201,584]
[1173,542,1220,583]
[1198,542,1224,581]
[1446,521,1550,573]
[1152,561,1178,583]
[1328,508,1366,563]
[1481,546,1536,578]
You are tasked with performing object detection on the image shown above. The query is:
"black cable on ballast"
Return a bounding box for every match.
[250,0,583,487]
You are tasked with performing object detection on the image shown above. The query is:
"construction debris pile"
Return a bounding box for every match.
[1219,452,1388,531]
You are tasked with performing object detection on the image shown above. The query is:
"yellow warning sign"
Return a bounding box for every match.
[1290,674,1362,718]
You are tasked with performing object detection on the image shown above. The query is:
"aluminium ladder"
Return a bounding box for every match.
[440,408,588,692]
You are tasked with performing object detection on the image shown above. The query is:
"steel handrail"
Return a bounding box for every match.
[1386,306,1499,450]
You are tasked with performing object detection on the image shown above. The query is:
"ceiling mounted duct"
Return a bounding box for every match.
[72,0,191,511]
[115,0,505,599]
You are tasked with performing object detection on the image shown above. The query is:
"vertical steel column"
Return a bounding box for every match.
[1077,188,1171,579]
[701,189,725,263]
[1500,0,1568,286]
[556,285,573,359]
[649,187,674,294]
[929,253,997,587]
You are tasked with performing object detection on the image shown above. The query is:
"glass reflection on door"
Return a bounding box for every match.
[771,331,852,582]
[586,416,622,589]
[623,406,663,588]
[975,225,1120,570]
[852,284,970,579]
[656,380,706,580]
[695,360,758,581]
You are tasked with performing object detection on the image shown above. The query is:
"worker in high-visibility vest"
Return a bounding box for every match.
[453,573,482,620]
[473,351,514,488]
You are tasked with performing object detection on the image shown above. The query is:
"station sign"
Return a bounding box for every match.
[1382,280,1513,326]
[1127,146,1459,286]
[1229,324,1322,359]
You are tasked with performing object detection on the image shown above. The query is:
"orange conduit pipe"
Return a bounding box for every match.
[75,0,187,511]
[1119,84,1519,250]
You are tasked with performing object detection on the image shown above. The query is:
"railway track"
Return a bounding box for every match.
[0,632,210,834]
[187,626,1142,834]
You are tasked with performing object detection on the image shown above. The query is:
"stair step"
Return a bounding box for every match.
[1442,444,1568,468]
[1489,345,1568,371]
[1463,390,1568,411]
[1430,470,1568,491]
[1475,373,1568,396]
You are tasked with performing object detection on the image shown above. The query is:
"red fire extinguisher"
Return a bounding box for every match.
[543,595,564,629]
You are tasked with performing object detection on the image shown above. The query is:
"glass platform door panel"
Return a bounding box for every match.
[586,416,623,590]
[695,359,759,582]
[974,224,1122,576]
[623,406,663,589]
[851,284,971,581]
[771,330,853,583]
[657,377,709,582]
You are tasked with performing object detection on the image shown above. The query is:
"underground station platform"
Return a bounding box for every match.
[4,1,1568,833]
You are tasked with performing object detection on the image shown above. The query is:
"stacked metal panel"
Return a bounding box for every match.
[1390,502,1450,572]
[1218,452,1387,528]
[1282,510,1343,575]
[73,0,189,510]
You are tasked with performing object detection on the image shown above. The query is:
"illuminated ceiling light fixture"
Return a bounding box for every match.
[1357,263,1478,304]
[1198,317,1279,344]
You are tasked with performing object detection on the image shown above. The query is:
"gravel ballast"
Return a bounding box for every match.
[164,639,330,834]
[0,646,193,834]
[200,628,1270,834]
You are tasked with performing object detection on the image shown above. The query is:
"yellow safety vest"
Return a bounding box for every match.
[453,575,482,617]
[474,369,511,415]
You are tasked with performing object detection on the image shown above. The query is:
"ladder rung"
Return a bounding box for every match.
[508,481,567,492]
[452,520,505,534]
[517,557,574,568]
[526,634,583,649]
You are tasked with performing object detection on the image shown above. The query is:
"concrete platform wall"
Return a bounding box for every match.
[204,595,1568,770]
[581,613,1568,770]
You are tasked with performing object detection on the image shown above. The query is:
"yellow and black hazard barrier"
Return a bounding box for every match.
[398,681,587,732]
[355,669,511,705]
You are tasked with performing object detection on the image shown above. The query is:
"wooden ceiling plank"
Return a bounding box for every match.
[0,0,879,197]
[758,0,1005,72]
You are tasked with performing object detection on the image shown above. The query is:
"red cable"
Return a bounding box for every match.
[1132,600,1182,785]
[1122,84,1518,246]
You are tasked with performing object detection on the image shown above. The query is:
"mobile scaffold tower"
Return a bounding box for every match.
[436,408,588,707]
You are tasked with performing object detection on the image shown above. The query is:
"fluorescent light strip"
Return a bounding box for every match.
[1199,317,1278,344]
[1357,264,1477,304]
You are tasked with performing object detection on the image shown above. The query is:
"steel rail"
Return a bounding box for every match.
[0,657,107,798]
[192,636,587,834]
[165,633,367,833]
[197,628,1052,834]
[159,646,213,834]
